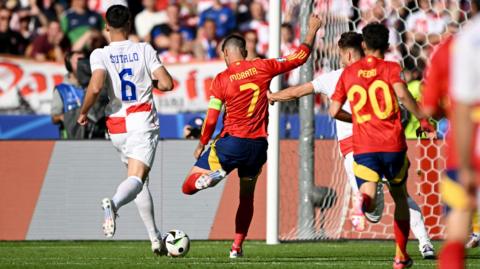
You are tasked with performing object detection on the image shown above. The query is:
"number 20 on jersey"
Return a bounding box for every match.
[347,79,398,124]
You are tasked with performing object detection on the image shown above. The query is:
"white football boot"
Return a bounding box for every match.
[151,234,168,256]
[195,169,227,190]
[419,241,435,259]
[466,233,480,248]
[101,198,116,238]
[229,248,244,258]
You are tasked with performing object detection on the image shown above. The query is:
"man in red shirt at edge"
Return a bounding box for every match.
[329,23,435,269]
[180,14,323,258]
[422,34,468,269]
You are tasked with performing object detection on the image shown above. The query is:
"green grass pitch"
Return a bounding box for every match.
[0,240,478,268]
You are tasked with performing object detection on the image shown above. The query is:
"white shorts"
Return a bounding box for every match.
[110,127,159,168]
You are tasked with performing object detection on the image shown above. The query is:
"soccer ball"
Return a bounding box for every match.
[163,229,190,257]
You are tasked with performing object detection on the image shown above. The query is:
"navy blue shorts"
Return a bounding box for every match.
[353,151,409,187]
[195,135,268,178]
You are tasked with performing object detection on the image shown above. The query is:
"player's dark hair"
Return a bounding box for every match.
[106,5,131,31]
[222,34,247,57]
[338,32,365,57]
[362,22,390,53]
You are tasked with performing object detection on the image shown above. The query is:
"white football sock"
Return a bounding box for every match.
[407,197,431,246]
[112,176,143,211]
[134,181,160,242]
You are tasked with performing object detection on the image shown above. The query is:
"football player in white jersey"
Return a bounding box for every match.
[77,5,173,255]
[268,31,435,259]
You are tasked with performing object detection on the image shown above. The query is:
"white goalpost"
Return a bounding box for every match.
[266,0,281,245]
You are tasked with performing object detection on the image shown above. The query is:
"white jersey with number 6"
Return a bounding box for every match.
[90,40,163,167]
[90,40,163,132]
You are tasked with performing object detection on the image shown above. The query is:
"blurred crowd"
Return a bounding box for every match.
[0,0,471,74]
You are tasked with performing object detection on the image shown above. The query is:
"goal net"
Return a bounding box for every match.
[279,0,470,241]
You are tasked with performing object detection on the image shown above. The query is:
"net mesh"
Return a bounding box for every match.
[279,0,469,241]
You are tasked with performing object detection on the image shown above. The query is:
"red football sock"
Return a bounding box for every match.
[438,241,465,269]
[182,173,203,195]
[393,219,410,260]
[362,193,372,213]
[233,194,254,249]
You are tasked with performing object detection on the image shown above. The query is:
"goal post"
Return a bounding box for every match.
[266,0,281,245]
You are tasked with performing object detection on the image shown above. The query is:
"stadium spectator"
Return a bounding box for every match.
[194,18,219,60]
[134,0,167,41]
[0,7,28,55]
[198,0,236,39]
[239,1,268,55]
[149,4,195,51]
[60,0,104,45]
[16,8,35,41]
[280,23,299,56]
[244,30,264,60]
[357,0,387,29]
[281,23,300,87]
[87,0,127,15]
[159,31,193,64]
[28,20,69,62]
[51,51,86,139]
[405,0,450,47]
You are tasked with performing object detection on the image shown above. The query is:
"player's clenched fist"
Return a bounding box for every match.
[77,113,88,126]
[308,14,323,32]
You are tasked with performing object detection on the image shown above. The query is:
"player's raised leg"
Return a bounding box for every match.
[351,154,382,231]
[230,176,258,258]
[182,141,227,195]
[182,165,227,195]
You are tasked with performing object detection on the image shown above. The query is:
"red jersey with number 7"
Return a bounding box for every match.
[331,56,406,154]
[209,44,311,139]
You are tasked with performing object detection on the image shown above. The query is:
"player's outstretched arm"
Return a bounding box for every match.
[303,14,323,48]
[78,69,106,125]
[152,66,174,91]
[269,83,314,103]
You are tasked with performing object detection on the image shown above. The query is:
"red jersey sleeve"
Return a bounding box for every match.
[331,70,348,104]
[262,44,311,76]
[422,55,443,111]
[422,38,452,112]
[388,62,405,85]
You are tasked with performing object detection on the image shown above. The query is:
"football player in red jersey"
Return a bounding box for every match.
[329,23,435,269]
[422,35,468,269]
[429,2,480,268]
[180,14,323,258]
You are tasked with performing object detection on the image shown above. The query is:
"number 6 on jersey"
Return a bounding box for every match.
[119,68,137,101]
